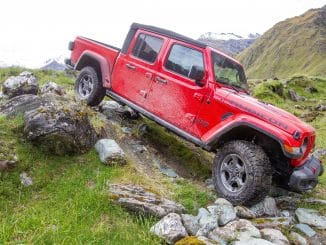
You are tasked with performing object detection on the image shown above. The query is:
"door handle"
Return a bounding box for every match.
[126,63,136,70]
[155,77,167,84]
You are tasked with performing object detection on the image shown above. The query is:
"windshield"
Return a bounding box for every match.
[212,51,247,90]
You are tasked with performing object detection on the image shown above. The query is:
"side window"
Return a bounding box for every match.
[165,44,204,79]
[132,33,163,63]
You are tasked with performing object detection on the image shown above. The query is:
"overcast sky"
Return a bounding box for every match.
[0,0,325,67]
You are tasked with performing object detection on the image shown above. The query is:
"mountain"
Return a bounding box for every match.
[198,32,260,56]
[237,5,326,79]
[41,56,66,71]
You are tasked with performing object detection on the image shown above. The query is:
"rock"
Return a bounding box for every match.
[2,71,38,98]
[315,104,326,111]
[305,86,318,93]
[280,210,291,217]
[288,89,304,102]
[209,198,236,226]
[175,236,206,245]
[108,184,186,218]
[251,217,292,229]
[300,111,320,122]
[269,186,301,198]
[99,100,124,120]
[235,206,256,219]
[0,94,43,118]
[196,208,218,236]
[250,196,279,217]
[20,172,33,186]
[0,157,18,172]
[275,196,299,210]
[313,148,326,159]
[0,92,8,101]
[209,219,261,242]
[295,208,326,229]
[260,228,289,245]
[181,214,200,236]
[294,223,316,237]
[160,166,178,178]
[40,81,65,96]
[290,231,307,245]
[304,198,326,205]
[205,178,213,185]
[150,213,188,244]
[23,95,97,155]
[231,237,274,245]
[95,139,126,165]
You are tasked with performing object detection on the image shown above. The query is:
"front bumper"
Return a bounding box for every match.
[288,156,324,192]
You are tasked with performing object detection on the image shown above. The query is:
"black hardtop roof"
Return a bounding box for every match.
[131,23,207,48]
[120,22,208,54]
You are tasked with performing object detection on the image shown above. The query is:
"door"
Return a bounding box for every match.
[145,41,208,133]
[111,31,164,106]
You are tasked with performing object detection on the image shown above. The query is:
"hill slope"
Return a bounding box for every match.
[237,5,326,79]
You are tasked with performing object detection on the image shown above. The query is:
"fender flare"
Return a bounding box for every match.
[75,50,111,88]
[204,120,295,158]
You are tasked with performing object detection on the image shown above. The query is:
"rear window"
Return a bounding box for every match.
[165,44,204,78]
[132,33,163,63]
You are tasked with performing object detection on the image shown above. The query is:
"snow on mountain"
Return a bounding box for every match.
[41,55,66,71]
[198,32,261,56]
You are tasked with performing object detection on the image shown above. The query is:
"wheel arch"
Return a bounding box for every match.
[75,51,111,88]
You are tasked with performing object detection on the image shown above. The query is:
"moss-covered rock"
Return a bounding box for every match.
[175,236,206,245]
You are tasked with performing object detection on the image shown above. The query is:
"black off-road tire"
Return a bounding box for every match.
[74,66,106,106]
[212,140,273,206]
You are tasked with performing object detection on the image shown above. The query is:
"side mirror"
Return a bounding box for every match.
[189,65,205,87]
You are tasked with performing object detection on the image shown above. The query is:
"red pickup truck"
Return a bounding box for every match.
[66,23,323,205]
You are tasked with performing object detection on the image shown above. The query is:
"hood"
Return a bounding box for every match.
[224,91,315,136]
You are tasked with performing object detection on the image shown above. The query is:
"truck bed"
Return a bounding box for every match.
[70,36,120,75]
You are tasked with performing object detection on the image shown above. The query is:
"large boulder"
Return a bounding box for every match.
[250,196,279,217]
[150,213,188,244]
[2,71,38,98]
[210,198,237,226]
[181,214,200,236]
[23,95,97,154]
[295,208,326,229]
[108,184,186,218]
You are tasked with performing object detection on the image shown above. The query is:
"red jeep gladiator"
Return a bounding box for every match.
[66,23,323,205]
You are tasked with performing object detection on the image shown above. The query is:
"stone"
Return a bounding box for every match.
[159,166,178,178]
[196,208,218,236]
[2,71,38,98]
[260,228,289,245]
[95,139,126,165]
[315,104,326,111]
[209,199,237,226]
[305,86,318,93]
[294,223,316,237]
[231,237,274,245]
[20,172,33,186]
[250,196,279,217]
[150,213,188,244]
[181,214,200,236]
[235,206,256,219]
[197,236,217,245]
[99,100,124,120]
[0,94,43,118]
[252,217,292,229]
[304,198,326,205]
[288,89,303,102]
[275,196,299,210]
[290,231,307,245]
[0,157,18,172]
[40,81,65,96]
[23,95,97,155]
[108,184,186,218]
[313,148,326,159]
[300,111,320,122]
[209,219,261,242]
[295,208,326,229]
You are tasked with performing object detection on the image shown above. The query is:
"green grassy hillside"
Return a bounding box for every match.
[237,5,326,79]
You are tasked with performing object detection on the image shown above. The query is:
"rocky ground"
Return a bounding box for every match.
[0,69,325,244]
